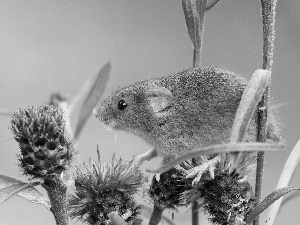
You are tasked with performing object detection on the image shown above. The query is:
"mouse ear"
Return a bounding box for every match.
[145,86,173,116]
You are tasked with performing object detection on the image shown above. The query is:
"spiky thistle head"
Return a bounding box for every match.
[11,105,75,179]
[181,153,257,225]
[68,151,143,225]
[148,168,191,210]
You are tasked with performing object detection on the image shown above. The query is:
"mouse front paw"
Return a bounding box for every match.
[134,148,158,167]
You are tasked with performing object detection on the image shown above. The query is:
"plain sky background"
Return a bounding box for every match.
[0,1,300,225]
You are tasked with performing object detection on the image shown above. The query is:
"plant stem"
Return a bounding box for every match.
[193,0,207,68]
[254,1,277,225]
[43,176,69,225]
[193,49,202,69]
[192,202,199,225]
[148,203,164,225]
[191,1,206,223]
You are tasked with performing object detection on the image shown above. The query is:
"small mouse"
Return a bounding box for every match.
[93,66,282,165]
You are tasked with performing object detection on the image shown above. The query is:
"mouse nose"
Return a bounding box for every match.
[101,116,110,124]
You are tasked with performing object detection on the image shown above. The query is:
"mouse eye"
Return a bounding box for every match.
[118,100,128,110]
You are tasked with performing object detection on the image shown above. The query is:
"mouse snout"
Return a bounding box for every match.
[101,116,110,124]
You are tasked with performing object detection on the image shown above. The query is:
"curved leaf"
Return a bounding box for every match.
[16,185,51,209]
[266,139,300,225]
[230,69,271,143]
[0,175,50,209]
[73,62,111,139]
[246,187,300,224]
[0,181,40,205]
[182,0,207,67]
[146,142,283,173]
[0,175,24,188]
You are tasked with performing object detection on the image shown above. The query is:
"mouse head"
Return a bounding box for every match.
[93,81,174,136]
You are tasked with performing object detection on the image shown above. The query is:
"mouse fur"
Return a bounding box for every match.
[94,66,283,164]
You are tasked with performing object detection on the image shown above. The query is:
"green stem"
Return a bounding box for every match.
[254,1,277,225]
[43,176,69,225]
[148,203,164,225]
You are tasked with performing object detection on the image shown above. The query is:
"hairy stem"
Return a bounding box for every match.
[149,203,164,225]
[254,1,277,225]
[43,176,69,225]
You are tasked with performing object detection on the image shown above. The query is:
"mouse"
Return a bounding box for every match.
[93,66,283,165]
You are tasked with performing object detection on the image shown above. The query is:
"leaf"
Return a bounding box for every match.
[265,139,300,225]
[73,62,111,139]
[182,0,206,48]
[206,0,220,11]
[230,69,271,143]
[0,175,50,209]
[182,0,207,67]
[0,175,24,188]
[108,212,127,225]
[246,187,300,224]
[0,181,41,205]
[146,142,283,173]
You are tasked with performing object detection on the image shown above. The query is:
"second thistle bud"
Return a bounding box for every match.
[148,168,191,210]
[11,105,75,179]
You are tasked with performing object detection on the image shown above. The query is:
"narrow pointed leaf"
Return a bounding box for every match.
[0,175,50,209]
[0,175,25,187]
[246,187,300,224]
[146,142,283,173]
[74,62,111,139]
[206,0,220,11]
[182,0,207,67]
[230,69,271,143]
[266,139,300,225]
[0,181,41,205]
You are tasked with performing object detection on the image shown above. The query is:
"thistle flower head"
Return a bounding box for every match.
[181,153,257,225]
[68,152,143,225]
[148,168,191,210]
[11,105,75,179]
[201,170,256,225]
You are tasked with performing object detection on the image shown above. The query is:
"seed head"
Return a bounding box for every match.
[11,105,75,179]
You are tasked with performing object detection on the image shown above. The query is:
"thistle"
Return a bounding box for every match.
[147,168,191,225]
[11,105,75,179]
[68,151,143,225]
[182,153,257,225]
[201,170,256,225]
[11,105,76,225]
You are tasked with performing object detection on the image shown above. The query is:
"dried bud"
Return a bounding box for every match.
[201,170,256,225]
[11,105,75,179]
[148,168,191,210]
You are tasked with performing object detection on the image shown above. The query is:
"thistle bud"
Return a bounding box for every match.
[11,105,75,179]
